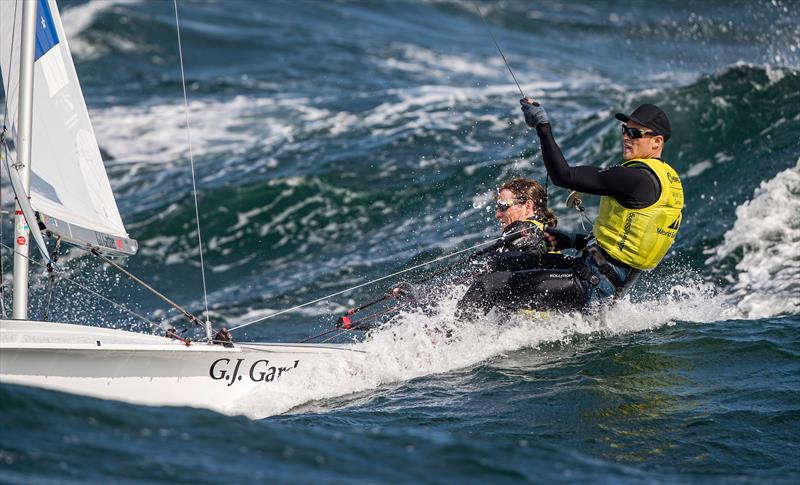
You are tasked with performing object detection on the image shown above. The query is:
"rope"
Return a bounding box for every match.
[545,174,549,206]
[299,327,341,344]
[578,207,593,232]
[0,0,19,319]
[475,5,551,206]
[304,267,486,344]
[476,5,525,98]
[319,301,406,344]
[228,235,504,333]
[0,241,161,329]
[91,248,208,330]
[1,134,208,330]
[173,0,211,327]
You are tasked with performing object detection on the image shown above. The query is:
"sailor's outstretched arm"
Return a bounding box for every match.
[521,99,659,207]
[536,124,657,202]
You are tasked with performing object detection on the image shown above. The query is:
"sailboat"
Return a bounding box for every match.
[0,0,358,412]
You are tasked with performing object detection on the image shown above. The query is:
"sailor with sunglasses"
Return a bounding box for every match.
[458,177,584,318]
[494,177,558,252]
[519,99,684,306]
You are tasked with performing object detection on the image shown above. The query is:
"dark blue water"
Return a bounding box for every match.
[2,0,799,482]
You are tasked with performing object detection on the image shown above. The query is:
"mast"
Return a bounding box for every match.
[12,0,38,320]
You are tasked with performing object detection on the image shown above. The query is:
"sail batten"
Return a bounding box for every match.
[0,0,136,255]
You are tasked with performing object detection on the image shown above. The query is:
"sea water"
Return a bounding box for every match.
[1,0,798,482]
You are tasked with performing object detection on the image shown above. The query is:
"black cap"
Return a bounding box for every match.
[615,104,671,141]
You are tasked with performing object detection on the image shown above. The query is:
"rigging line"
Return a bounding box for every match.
[476,4,525,98]
[319,330,348,344]
[228,243,490,332]
[299,327,340,343]
[0,0,20,319]
[476,4,549,199]
[229,228,522,333]
[318,308,396,343]
[339,301,406,332]
[41,240,60,322]
[173,0,210,326]
[0,241,161,329]
[91,248,208,330]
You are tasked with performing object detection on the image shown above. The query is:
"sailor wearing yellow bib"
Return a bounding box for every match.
[520,100,684,305]
[458,177,578,317]
[494,178,558,253]
[593,157,684,270]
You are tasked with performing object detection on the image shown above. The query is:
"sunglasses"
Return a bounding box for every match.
[622,125,659,139]
[496,198,525,212]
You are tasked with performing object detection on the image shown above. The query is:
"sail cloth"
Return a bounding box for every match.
[4,156,51,263]
[0,0,137,256]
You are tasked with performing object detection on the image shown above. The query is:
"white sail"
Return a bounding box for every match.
[1,0,136,255]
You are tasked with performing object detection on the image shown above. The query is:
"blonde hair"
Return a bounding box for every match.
[499,178,557,228]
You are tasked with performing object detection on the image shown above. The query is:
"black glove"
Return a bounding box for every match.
[520,98,549,128]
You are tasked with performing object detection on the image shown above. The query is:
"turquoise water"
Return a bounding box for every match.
[1,0,799,482]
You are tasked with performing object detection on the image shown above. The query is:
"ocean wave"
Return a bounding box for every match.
[706,159,800,318]
[61,0,142,59]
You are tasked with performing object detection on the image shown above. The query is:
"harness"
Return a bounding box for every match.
[575,242,640,297]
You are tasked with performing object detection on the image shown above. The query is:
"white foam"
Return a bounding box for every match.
[227,276,729,419]
[60,0,141,59]
[90,78,596,202]
[686,160,713,178]
[706,159,800,318]
[92,95,310,198]
[380,43,504,79]
[94,96,286,167]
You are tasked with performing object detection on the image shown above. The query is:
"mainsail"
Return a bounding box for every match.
[0,0,136,256]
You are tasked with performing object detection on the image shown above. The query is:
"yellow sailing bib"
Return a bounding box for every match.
[524,218,545,231]
[593,158,684,270]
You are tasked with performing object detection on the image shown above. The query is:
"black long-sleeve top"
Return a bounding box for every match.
[536,124,660,209]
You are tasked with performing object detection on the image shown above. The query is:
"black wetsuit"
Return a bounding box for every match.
[537,124,660,209]
[458,219,583,317]
[457,249,586,317]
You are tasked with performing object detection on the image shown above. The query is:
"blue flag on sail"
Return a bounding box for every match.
[35,0,59,61]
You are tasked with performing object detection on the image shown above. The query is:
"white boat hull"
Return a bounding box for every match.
[0,320,359,412]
